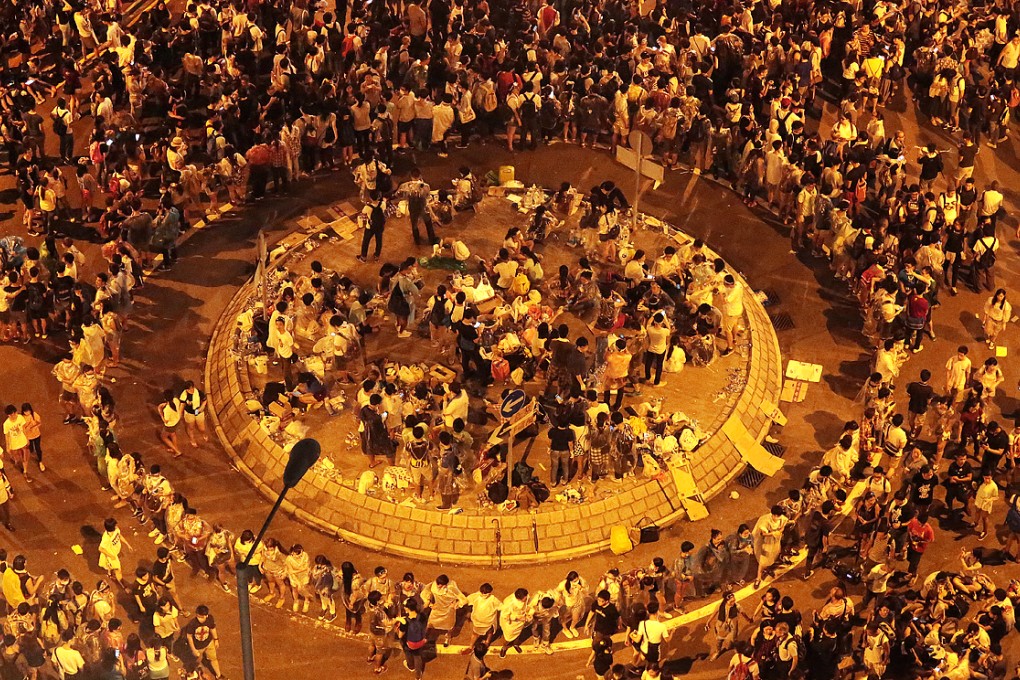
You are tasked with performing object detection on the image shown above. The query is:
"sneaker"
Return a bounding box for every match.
[397,330,412,338]
[148,529,161,537]
[302,599,310,613]
[38,463,45,472]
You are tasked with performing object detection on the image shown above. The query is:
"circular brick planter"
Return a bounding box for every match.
[205,215,783,566]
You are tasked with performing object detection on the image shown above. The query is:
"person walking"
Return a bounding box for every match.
[981,288,1012,349]
[20,403,42,473]
[905,511,934,580]
[185,605,224,679]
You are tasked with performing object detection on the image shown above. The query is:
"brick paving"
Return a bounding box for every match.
[206,199,784,565]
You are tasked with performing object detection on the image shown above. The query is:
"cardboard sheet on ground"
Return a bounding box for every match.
[668,464,709,521]
[780,380,808,402]
[785,360,823,382]
[997,346,1008,358]
[763,402,788,426]
[723,418,785,477]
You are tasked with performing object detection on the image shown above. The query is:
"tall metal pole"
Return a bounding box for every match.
[633,142,643,231]
[237,490,288,680]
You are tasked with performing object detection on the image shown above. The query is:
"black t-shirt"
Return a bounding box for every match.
[905,381,933,414]
[185,615,216,649]
[134,579,159,611]
[985,429,1009,455]
[947,461,973,486]
[548,425,576,452]
[592,637,614,674]
[918,153,943,180]
[152,559,174,585]
[5,285,25,312]
[959,143,978,168]
[589,601,620,636]
[911,473,938,504]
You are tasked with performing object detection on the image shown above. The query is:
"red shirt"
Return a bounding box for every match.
[906,518,934,553]
[906,294,930,320]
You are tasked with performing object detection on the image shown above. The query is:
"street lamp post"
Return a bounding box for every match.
[235,438,320,680]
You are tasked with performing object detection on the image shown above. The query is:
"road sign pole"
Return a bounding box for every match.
[628,130,652,231]
[506,434,514,492]
[634,142,643,230]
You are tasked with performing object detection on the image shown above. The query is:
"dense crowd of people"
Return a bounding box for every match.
[0,0,1019,676]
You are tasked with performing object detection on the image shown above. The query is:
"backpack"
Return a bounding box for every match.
[26,284,45,311]
[977,238,997,268]
[51,111,67,136]
[404,616,427,649]
[482,87,498,113]
[520,93,538,122]
[491,357,511,381]
[728,656,752,680]
[1007,496,1020,532]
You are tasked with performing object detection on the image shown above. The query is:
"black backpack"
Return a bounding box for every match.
[977,238,997,268]
[26,284,45,312]
[51,111,67,136]
[520,93,538,122]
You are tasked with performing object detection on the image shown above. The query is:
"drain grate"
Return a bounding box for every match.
[737,466,766,489]
[762,289,782,306]
[764,442,786,458]
[769,312,795,331]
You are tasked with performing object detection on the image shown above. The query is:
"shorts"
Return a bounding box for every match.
[162,422,178,435]
[370,633,392,650]
[0,310,8,324]
[408,465,432,486]
[722,314,742,334]
[8,309,25,325]
[184,411,206,426]
[398,121,413,135]
[80,189,93,205]
[61,389,78,402]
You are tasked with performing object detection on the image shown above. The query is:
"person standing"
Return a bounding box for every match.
[944,345,972,404]
[974,470,999,540]
[358,191,388,263]
[643,312,671,387]
[397,597,428,679]
[156,391,183,457]
[179,382,209,448]
[422,574,466,647]
[397,168,437,246]
[905,370,934,436]
[981,289,1012,349]
[3,404,31,481]
[53,630,86,679]
[803,501,836,580]
[465,583,501,646]
[19,404,42,473]
[97,519,131,590]
[185,605,223,679]
[752,505,788,588]
[905,511,934,579]
[498,588,529,657]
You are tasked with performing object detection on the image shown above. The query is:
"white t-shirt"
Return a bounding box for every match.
[3,415,28,450]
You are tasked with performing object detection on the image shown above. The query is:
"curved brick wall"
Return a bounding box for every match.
[206,225,783,566]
